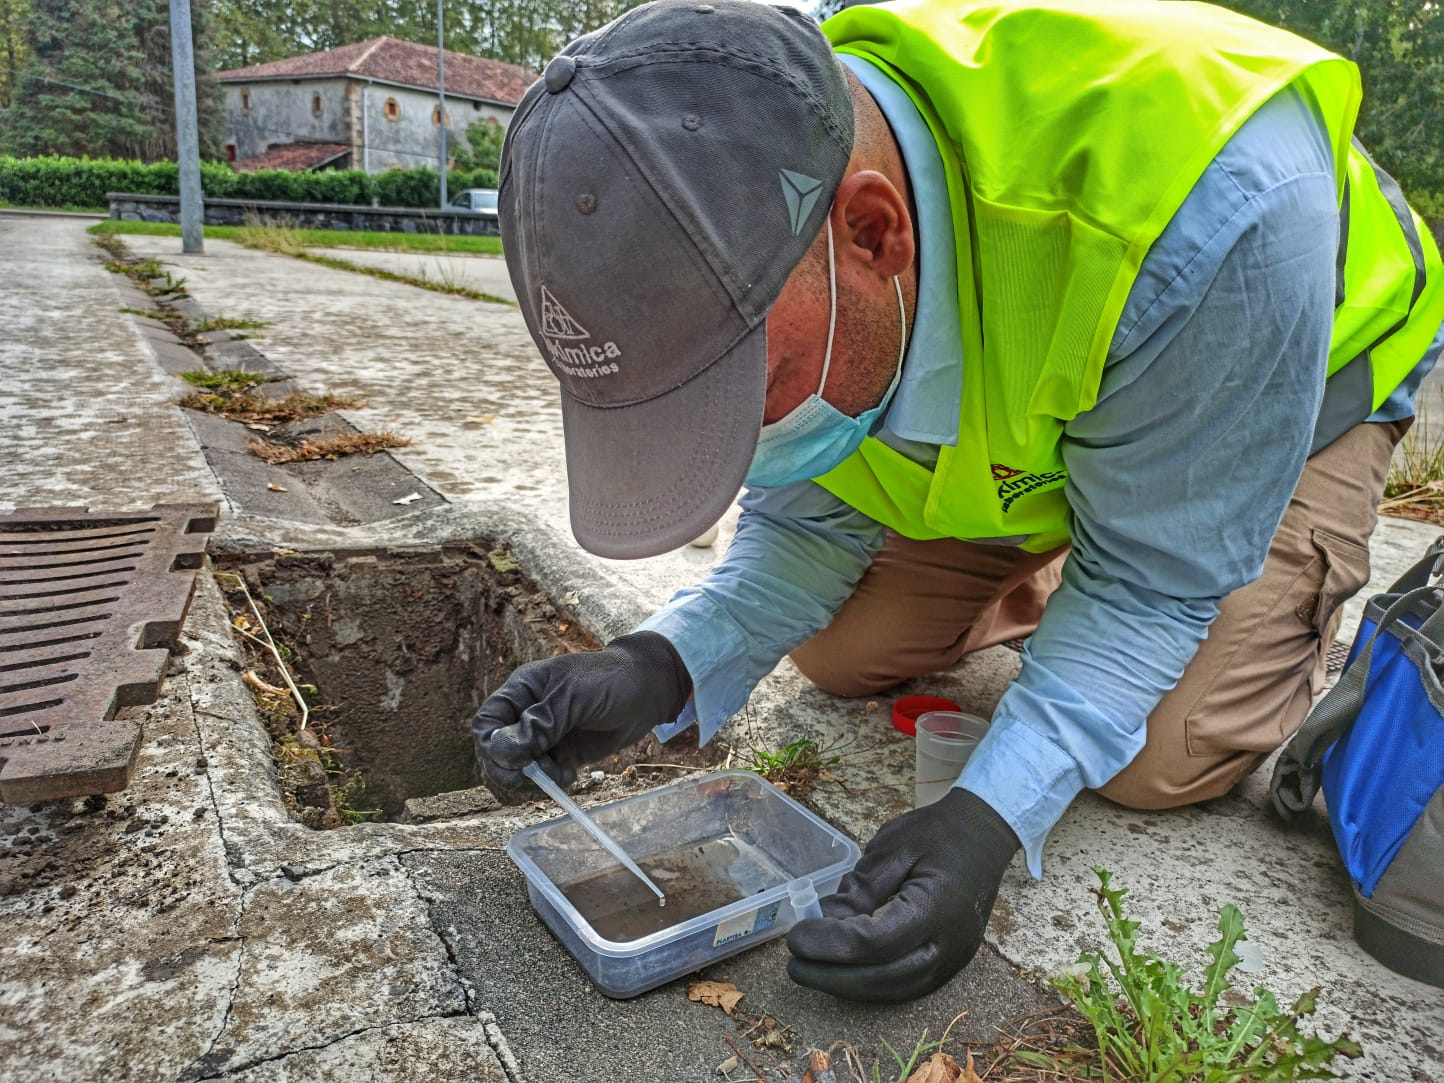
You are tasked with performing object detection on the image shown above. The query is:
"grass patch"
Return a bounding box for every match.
[235,215,307,256]
[95,234,188,296]
[1382,417,1444,524]
[1,201,107,214]
[738,738,844,798]
[295,250,514,305]
[91,217,512,304]
[118,306,177,322]
[89,218,504,255]
[180,369,281,393]
[247,431,411,463]
[194,315,268,333]
[176,388,363,422]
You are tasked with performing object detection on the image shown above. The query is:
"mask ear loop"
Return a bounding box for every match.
[818,216,909,397]
[816,218,839,397]
[894,272,907,364]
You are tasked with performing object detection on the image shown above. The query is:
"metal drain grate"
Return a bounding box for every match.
[0,503,218,803]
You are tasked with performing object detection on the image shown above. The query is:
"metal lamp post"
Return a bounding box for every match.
[437,0,448,209]
[169,0,204,254]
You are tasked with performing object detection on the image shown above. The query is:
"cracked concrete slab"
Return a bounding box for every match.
[211,1017,508,1082]
[0,667,243,1083]
[185,856,467,1079]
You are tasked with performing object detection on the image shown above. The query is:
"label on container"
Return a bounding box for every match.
[712,900,782,948]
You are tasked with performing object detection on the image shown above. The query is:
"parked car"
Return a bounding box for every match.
[450,188,500,234]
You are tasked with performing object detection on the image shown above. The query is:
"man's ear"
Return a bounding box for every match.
[830,169,914,280]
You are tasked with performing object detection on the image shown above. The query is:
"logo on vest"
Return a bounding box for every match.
[992,463,1068,513]
[539,285,621,378]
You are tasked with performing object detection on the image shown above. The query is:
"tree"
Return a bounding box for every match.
[0,0,28,110]
[211,0,439,70]
[1,0,225,160]
[206,0,648,77]
[451,115,504,171]
[1219,0,1444,196]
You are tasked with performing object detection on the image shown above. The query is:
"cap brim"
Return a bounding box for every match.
[562,322,766,559]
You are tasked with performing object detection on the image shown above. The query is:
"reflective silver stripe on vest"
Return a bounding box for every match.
[1311,140,1429,455]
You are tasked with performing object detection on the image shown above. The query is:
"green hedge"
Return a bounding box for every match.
[0,155,498,210]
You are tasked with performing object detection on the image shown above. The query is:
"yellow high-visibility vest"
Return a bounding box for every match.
[816,0,1444,551]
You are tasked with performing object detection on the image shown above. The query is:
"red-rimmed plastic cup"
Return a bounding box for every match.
[891,695,963,737]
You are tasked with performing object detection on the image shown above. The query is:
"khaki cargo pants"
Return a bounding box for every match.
[790,418,1410,810]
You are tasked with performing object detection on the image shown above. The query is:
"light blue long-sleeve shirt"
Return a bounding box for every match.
[639,55,1443,876]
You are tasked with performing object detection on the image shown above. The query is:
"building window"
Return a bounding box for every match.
[311,92,322,117]
[383,97,399,121]
[240,88,251,112]
[224,144,237,163]
[431,104,449,127]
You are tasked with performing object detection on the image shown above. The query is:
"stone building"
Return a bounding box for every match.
[218,37,535,173]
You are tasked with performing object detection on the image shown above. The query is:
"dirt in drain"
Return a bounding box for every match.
[213,546,726,829]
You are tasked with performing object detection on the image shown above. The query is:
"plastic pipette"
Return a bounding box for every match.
[522,761,666,907]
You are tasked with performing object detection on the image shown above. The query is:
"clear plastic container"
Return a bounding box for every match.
[507,769,861,998]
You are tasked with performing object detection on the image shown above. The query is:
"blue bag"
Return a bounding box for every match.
[1271,539,1444,988]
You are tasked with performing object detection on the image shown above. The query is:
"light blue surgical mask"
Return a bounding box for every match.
[745,219,907,489]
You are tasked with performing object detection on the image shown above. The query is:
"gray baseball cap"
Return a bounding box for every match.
[498,0,854,559]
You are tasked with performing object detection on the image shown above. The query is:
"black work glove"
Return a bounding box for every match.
[786,788,1019,1003]
[471,631,691,793]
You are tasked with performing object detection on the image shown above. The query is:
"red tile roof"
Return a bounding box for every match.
[219,37,536,106]
[234,142,352,173]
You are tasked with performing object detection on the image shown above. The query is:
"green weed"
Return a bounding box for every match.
[1037,869,1361,1082]
[875,1030,942,1082]
[180,369,280,392]
[740,738,841,778]
[737,737,846,799]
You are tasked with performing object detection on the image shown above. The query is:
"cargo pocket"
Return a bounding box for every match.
[1297,528,1372,640]
[1180,526,1372,759]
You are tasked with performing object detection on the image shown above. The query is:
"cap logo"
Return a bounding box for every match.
[539,284,622,378]
[779,169,823,235]
[541,285,590,339]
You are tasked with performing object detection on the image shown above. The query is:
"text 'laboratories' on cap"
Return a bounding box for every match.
[498,0,854,558]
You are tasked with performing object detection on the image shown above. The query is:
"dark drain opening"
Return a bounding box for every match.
[214,547,724,827]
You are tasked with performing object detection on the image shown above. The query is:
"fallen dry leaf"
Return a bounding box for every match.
[903,1051,962,1083]
[242,670,289,697]
[749,1015,791,1052]
[715,1054,738,1076]
[687,980,745,1015]
[963,1051,983,1083]
[266,482,288,492]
